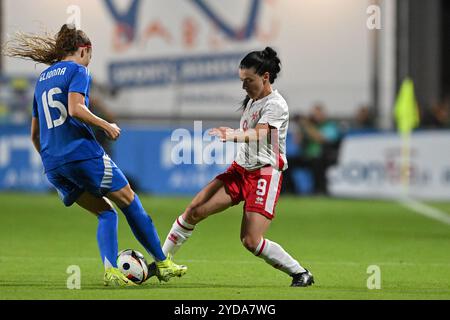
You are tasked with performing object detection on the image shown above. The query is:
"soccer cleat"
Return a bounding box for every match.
[291,269,315,287]
[145,261,157,281]
[155,255,187,282]
[104,267,137,287]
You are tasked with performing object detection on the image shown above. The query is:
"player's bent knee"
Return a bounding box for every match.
[241,236,260,253]
[98,201,114,214]
[122,191,135,206]
[184,206,198,221]
[185,205,204,224]
[76,192,114,215]
[89,198,114,215]
[108,184,135,207]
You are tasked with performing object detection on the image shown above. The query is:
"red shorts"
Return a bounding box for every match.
[215,162,283,220]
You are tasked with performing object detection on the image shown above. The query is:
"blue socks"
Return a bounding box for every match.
[120,194,166,261]
[97,209,118,269]
[96,195,166,267]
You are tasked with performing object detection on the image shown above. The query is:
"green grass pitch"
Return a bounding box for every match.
[1,193,450,300]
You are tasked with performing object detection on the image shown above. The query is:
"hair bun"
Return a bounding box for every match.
[57,24,77,39]
[65,23,77,30]
[263,47,277,60]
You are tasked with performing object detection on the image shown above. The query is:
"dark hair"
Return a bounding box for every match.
[2,24,91,65]
[239,47,281,109]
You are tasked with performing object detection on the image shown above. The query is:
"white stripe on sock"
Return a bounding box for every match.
[177,215,195,230]
[253,238,265,256]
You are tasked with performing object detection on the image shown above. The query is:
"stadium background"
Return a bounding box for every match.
[1,0,450,300]
[1,0,450,198]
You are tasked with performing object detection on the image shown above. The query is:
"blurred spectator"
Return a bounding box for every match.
[0,103,8,123]
[284,103,341,195]
[421,98,450,129]
[344,105,377,136]
[8,78,32,124]
[352,105,375,130]
[0,76,37,124]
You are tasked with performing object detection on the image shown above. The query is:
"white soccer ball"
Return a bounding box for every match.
[117,249,149,284]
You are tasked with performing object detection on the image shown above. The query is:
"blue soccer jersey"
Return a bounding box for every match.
[32,61,104,172]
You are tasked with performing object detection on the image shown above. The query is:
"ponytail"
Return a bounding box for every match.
[2,24,91,65]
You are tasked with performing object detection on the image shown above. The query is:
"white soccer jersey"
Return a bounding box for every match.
[235,90,289,171]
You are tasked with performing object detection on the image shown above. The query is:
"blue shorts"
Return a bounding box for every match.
[46,154,129,207]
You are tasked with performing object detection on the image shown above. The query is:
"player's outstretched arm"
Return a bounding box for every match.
[68,92,121,140]
[209,123,270,143]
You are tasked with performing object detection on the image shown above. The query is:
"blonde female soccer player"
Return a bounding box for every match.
[3,24,186,286]
[158,47,314,287]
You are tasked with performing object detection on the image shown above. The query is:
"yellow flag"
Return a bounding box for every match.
[394,78,420,134]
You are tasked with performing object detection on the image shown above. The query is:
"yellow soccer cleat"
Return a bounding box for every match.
[104,267,137,287]
[155,255,187,282]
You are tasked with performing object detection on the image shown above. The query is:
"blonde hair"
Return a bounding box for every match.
[2,24,91,65]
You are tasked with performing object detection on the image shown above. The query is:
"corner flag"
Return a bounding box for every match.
[394,78,420,134]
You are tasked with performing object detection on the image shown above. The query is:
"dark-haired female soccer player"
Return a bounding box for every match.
[3,24,186,286]
[159,47,314,287]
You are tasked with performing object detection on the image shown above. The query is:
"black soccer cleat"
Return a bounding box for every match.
[291,269,315,287]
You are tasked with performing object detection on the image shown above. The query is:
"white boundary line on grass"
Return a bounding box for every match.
[397,197,450,226]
